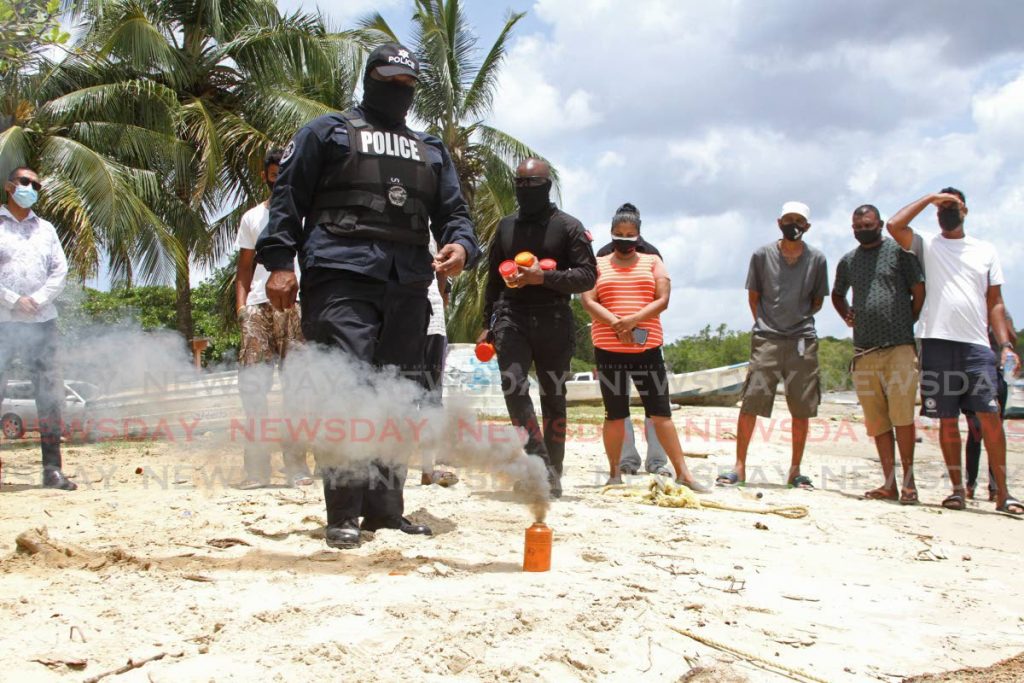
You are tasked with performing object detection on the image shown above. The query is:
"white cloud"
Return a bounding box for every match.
[973,70,1024,152]
[489,36,601,142]
[597,151,625,169]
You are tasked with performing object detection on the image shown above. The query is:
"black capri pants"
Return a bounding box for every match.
[595,346,672,421]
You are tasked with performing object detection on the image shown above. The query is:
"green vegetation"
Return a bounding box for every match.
[0,0,70,72]
[57,261,241,364]
[663,324,855,392]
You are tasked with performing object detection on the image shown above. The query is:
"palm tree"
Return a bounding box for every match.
[358,0,555,341]
[1,50,184,285]
[58,0,364,342]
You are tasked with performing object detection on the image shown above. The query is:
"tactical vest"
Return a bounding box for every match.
[309,110,437,246]
[498,210,565,261]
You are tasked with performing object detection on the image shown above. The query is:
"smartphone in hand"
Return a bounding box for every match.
[631,328,649,345]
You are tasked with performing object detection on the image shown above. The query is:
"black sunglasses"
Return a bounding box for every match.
[514,176,549,188]
[11,177,42,191]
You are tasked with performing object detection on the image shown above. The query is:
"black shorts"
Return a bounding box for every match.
[594,346,672,421]
[919,338,1000,418]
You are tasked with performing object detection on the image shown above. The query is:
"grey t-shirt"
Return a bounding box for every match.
[745,241,829,339]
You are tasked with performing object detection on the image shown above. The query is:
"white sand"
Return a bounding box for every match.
[1,403,1023,682]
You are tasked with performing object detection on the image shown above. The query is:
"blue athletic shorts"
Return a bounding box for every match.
[919,338,1000,418]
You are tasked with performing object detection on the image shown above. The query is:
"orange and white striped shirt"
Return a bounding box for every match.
[591,253,666,353]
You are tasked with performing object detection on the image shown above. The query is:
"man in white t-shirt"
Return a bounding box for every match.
[234,149,311,488]
[419,234,458,487]
[888,186,1021,515]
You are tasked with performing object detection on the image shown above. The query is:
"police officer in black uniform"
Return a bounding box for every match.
[477,158,597,498]
[257,43,481,549]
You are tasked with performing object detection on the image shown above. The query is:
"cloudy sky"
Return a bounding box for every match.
[286,0,1024,341]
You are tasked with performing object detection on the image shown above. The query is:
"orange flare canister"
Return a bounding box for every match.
[499,259,518,278]
[539,258,557,271]
[514,251,537,267]
[523,522,552,572]
[475,341,495,362]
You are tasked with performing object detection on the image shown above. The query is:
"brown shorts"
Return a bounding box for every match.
[239,303,304,366]
[740,335,820,419]
[852,344,919,436]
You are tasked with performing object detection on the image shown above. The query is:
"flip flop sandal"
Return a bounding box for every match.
[237,479,268,490]
[863,489,898,500]
[941,493,966,510]
[715,471,744,487]
[788,475,814,490]
[995,496,1024,516]
[290,473,314,487]
[430,470,459,487]
[899,490,920,506]
[619,465,639,475]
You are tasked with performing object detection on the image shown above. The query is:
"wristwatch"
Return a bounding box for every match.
[1001,341,1014,350]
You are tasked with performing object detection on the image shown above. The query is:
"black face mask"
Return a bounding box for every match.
[612,237,639,254]
[515,181,552,216]
[362,77,415,128]
[780,222,804,241]
[854,228,882,245]
[938,207,962,232]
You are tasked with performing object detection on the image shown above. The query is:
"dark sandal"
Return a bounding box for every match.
[941,493,966,510]
[899,489,919,505]
[715,471,744,487]
[429,470,459,487]
[995,497,1024,516]
[788,475,814,490]
[290,473,314,487]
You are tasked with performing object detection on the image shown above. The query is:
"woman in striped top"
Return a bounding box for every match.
[582,203,705,490]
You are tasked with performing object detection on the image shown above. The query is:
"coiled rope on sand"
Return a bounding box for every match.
[600,477,808,519]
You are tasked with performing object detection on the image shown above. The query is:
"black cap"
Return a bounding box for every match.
[365,43,419,79]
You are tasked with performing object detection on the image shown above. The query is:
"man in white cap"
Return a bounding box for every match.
[717,201,829,489]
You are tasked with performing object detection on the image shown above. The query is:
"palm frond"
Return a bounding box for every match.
[462,10,524,120]
[355,12,401,45]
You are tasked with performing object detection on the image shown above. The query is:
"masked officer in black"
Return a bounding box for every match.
[257,43,481,549]
[477,158,597,498]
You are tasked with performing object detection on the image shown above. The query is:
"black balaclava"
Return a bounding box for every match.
[362,76,415,129]
[516,179,552,217]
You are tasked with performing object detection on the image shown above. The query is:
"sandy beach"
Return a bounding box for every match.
[2,400,1023,682]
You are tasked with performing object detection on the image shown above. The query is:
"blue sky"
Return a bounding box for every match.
[256,1,1024,340]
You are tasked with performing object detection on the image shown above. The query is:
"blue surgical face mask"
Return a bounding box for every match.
[12,186,38,210]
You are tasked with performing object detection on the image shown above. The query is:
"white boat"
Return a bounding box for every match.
[563,360,749,407]
[444,343,747,408]
[81,346,749,436]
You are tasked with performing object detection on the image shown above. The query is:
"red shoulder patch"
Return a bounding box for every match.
[584,230,594,242]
